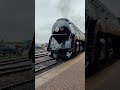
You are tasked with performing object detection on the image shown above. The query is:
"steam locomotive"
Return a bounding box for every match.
[86,0,120,72]
[47,18,85,60]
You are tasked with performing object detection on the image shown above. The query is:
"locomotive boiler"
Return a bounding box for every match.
[47,18,85,60]
[85,0,120,73]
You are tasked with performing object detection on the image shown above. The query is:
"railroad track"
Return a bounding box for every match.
[35,51,59,72]
[0,78,34,90]
[35,52,67,73]
[35,59,57,72]
[35,52,48,58]
[0,57,32,75]
[0,57,28,65]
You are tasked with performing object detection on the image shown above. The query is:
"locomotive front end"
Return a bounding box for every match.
[47,20,73,60]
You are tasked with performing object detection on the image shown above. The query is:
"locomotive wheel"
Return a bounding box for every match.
[63,57,69,61]
[70,52,76,59]
[94,37,106,68]
[106,48,113,63]
[105,35,113,63]
[86,61,96,77]
[55,59,61,63]
[95,33,113,68]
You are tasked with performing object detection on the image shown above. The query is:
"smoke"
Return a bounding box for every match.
[57,0,85,33]
[57,0,72,17]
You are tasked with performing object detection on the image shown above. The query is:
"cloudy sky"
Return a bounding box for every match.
[35,0,85,44]
[0,0,34,42]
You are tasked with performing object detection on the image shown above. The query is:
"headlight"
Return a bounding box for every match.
[60,27,64,31]
[55,27,59,32]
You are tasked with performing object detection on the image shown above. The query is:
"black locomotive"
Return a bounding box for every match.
[47,18,85,60]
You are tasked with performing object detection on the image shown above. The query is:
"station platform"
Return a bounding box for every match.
[35,52,85,90]
[86,59,120,90]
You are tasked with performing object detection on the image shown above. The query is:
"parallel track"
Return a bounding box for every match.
[35,52,58,72]
[0,57,32,75]
[35,52,48,58]
[35,53,67,77]
[0,56,28,65]
[0,78,34,90]
[35,59,57,72]
[0,57,34,90]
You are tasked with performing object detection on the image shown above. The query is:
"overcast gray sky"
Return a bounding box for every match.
[0,0,34,42]
[35,0,85,44]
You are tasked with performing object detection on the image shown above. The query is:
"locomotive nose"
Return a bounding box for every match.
[52,26,71,43]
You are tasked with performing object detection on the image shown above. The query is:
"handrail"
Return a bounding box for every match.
[52,34,67,35]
